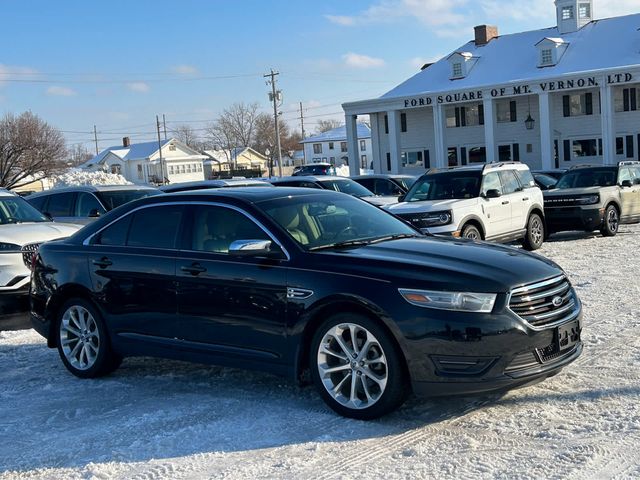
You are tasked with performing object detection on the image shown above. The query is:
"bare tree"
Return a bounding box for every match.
[315,119,343,134]
[67,143,94,167]
[171,124,201,149]
[205,117,236,166]
[254,113,302,172]
[0,112,66,188]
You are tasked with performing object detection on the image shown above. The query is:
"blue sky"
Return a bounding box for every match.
[0,0,636,151]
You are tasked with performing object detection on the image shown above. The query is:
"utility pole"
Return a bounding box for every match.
[299,102,306,165]
[156,115,166,184]
[93,125,99,155]
[162,114,167,140]
[264,68,283,177]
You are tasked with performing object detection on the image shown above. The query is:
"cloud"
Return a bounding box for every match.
[409,54,444,69]
[597,0,640,18]
[326,0,468,28]
[127,82,150,93]
[171,64,198,75]
[46,86,77,96]
[342,53,386,69]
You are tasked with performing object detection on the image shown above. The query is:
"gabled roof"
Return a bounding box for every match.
[203,146,268,163]
[381,13,640,99]
[301,123,371,144]
[82,138,202,168]
[535,37,567,46]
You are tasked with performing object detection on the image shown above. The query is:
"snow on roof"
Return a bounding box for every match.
[381,14,640,99]
[204,147,267,163]
[301,123,371,144]
[82,138,196,168]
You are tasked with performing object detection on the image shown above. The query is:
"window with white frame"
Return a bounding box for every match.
[180,165,185,173]
[540,49,553,66]
[169,165,174,175]
[614,87,638,112]
[578,3,590,18]
[340,142,347,152]
[313,144,322,154]
[137,164,143,179]
[401,151,424,168]
[572,139,599,157]
[360,155,367,168]
[562,6,573,20]
[329,142,334,150]
[197,164,202,172]
[496,100,517,123]
[452,63,463,78]
[445,107,458,128]
[464,105,482,126]
[359,140,366,151]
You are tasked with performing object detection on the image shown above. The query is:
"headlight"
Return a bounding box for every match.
[424,210,452,226]
[576,194,600,205]
[399,288,497,313]
[0,242,22,252]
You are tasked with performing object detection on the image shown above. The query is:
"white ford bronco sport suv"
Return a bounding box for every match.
[384,162,546,250]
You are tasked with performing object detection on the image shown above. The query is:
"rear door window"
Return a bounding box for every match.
[127,205,184,249]
[75,193,106,217]
[46,193,75,216]
[514,169,536,188]
[499,171,522,194]
[27,195,49,212]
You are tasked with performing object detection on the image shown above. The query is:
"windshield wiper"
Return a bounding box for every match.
[309,233,419,251]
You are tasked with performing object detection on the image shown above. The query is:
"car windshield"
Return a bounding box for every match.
[259,193,417,250]
[299,165,336,175]
[96,189,161,210]
[555,168,618,189]
[404,172,482,202]
[535,174,558,189]
[0,196,50,224]
[318,179,375,197]
[394,177,416,191]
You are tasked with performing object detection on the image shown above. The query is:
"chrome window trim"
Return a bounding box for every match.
[82,200,290,261]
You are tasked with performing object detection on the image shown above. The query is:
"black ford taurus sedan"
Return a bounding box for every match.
[30,187,583,419]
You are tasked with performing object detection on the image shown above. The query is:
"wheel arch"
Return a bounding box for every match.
[459,215,486,239]
[293,295,410,386]
[44,284,97,348]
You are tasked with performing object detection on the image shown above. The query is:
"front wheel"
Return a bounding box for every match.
[56,298,121,378]
[461,224,482,240]
[522,213,545,251]
[600,205,619,237]
[310,313,409,419]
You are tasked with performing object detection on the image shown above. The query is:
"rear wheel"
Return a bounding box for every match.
[522,213,545,251]
[461,224,482,240]
[56,298,121,378]
[310,313,409,419]
[600,205,619,237]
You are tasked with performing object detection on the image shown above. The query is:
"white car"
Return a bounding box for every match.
[0,190,82,321]
[384,162,546,250]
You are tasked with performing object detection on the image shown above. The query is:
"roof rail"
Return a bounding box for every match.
[619,160,640,166]
[568,164,605,170]
[481,161,524,172]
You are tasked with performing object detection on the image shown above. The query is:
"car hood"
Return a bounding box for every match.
[318,237,562,293]
[0,222,83,246]
[543,187,601,197]
[361,195,400,206]
[384,198,474,213]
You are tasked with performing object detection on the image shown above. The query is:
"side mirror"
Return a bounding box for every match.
[88,208,101,218]
[634,178,640,185]
[620,180,633,188]
[397,194,406,202]
[43,212,53,221]
[484,189,502,199]
[229,239,276,257]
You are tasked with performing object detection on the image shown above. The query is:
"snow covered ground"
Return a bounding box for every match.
[1,225,639,479]
[50,169,132,188]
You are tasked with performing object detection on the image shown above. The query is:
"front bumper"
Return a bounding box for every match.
[545,206,604,233]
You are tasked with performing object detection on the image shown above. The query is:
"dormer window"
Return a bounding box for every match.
[562,6,574,20]
[452,63,463,78]
[578,3,590,18]
[447,51,477,79]
[536,37,568,67]
[541,49,553,66]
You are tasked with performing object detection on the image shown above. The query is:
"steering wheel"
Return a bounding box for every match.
[333,226,358,240]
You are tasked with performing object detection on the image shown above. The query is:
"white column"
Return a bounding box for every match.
[600,82,616,165]
[387,110,401,174]
[538,92,554,170]
[369,114,382,173]
[432,104,446,168]
[345,114,360,176]
[483,97,496,162]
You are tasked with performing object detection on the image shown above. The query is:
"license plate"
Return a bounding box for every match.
[557,320,580,350]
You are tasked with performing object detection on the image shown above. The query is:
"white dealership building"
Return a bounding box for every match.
[343,0,640,176]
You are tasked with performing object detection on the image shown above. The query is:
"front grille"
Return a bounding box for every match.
[396,213,430,229]
[509,276,579,328]
[544,196,581,208]
[504,351,540,373]
[536,342,578,363]
[21,242,41,268]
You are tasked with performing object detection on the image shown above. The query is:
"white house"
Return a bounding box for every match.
[342,0,640,175]
[301,124,373,169]
[202,147,269,178]
[82,137,207,184]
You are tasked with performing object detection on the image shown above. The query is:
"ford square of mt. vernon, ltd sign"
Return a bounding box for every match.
[402,72,634,108]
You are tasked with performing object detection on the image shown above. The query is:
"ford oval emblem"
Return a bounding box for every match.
[552,296,564,307]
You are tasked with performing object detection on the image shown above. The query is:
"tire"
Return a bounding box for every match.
[56,298,121,378]
[600,205,619,237]
[461,224,482,240]
[310,313,409,420]
[521,213,545,251]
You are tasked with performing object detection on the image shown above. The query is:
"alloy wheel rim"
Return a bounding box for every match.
[608,209,619,232]
[531,218,543,245]
[465,229,479,240]
[60,305,100,371]
[317,323,388,410]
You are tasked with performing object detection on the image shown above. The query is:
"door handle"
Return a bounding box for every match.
[92,257,112,268]
[502,201,510,205]
[181,263,207,275]
[522,197,529,201]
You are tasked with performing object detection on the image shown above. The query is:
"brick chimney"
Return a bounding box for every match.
[122,136,130,147]
[474,25,498,45]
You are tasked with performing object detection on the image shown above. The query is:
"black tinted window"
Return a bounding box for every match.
[191,206,269,253]
[127,206,183,249]
[375,179,403,195]
[96,189,161,210]
[47,193,75,216]
[76,193,105,217]
[95,216,132,246]
[27,195,48,212]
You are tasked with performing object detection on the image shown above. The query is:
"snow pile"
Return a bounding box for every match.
[50,169,132,188]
